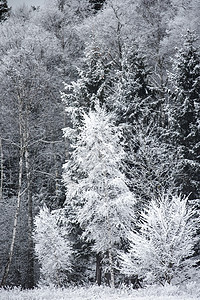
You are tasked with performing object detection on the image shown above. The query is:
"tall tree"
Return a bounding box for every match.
[62,41,112,126]
[169,30,200,200]
[0,97,24,287]
[63,103,135,287]
[0,10,66,287]
[109,45,174,208]
[109,45,154,125]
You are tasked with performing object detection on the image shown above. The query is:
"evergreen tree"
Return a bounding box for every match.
[63,103,135,287]
[127,124,179,208]
[110,45,173,207]
[109,45,154,126]
[62,41,112,127]
[169,30,200,200]
[61,41,114,285]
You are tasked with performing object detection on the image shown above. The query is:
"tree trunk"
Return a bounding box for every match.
[0,116,24,287]
[24,110,34,289]
[96,253,102,286]
[105,186,115,288]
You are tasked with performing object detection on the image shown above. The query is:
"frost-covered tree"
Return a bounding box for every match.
[33,205,72,286]
[120,194,199,286]
[61,43,113,284]
[109,45,155,126]
[109,45,173,207]
[63,103,135,287]
[0,14,67,286]
[127,125,179,209]
[62,41,112,127]
[169,30,200,200]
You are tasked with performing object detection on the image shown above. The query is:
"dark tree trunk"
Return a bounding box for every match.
[96,253,102,286]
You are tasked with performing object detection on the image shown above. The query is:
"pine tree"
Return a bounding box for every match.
[109,45,173,206]
[62,41,112,127]
[63,103,135,287]
[169,30,200,200]
[120,193,199,286]
[61,42,114,285]
[110,45,153,126]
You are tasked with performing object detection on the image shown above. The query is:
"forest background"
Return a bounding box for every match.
[0,0,199,290]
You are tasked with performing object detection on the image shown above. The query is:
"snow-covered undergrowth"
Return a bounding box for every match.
[0,283,199,300]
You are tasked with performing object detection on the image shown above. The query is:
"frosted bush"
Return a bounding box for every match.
[33,206,73,286]
[120,193,199,285]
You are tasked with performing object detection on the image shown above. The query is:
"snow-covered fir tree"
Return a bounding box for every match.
[109,45,154,126]
[62,41,112,127]
[168,30,200,201]
[61,42,114,285]
[120,193,199,286]
[127,124,179,210]
[109,45,174,207]
[33,206,72,286]
[63,102,135,287]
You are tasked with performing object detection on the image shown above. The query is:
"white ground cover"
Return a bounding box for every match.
[0,283,199,300]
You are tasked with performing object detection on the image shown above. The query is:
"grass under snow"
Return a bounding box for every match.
[0,283,200,300]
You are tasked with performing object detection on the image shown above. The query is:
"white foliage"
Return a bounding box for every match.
[120,194,199,285]
[63,103,135,255]
[33,205,72,286]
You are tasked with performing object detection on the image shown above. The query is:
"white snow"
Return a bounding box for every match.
[0,283,199,300]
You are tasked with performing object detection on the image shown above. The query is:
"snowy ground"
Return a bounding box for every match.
[0,283,199,300]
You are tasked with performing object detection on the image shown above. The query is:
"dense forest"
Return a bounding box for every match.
[0,0,199,290]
